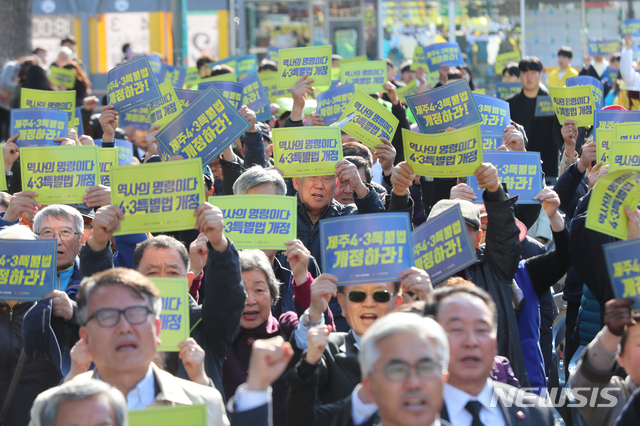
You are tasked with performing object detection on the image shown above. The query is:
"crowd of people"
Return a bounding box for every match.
[0,31,640,426]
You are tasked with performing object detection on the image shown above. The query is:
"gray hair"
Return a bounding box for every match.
[233,166,287,196]
[33,204,83,236]
[359,312,449,378]
[33,379,127,426]
[0,224,36,240]
[238,249,281,304]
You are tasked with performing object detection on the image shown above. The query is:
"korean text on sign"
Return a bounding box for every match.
[148,81,183,127]
[403,124,483,178]
[534,96,555,117]
[119,106,151,130]
[340,61,387,94]
[411,43,464,72]
[49,66,76,89]
[106,56,162,113]
[156,87,250,166]
[622,19,640,36]
[473,93,511,151]
[209,195,297,249]
[406,79,482,134]
[467,151,542,203]
[278,45,331,89]
[110,158,206,235]
[595,110,640,165]
[198,81,244,110]
[0,239,57,301]
[412,204,477,284]
[272,126,343,177]
[316,84,355,125]
[604,239,640,308]
[588,40,619,56]
[21,88,76,126]
[20,146,99,204]
[495,82,521,100]
[236,54,258,78]
[548,85,596,127]
[612,122,640,173]
[586,170,640,240]
[320,213,414,286]
[338,89,399,150]
[495,52,521,75]
[158,64,186,89]
[184,67,201,88]
[174,89,204,109]
[98,148,118,187]
[567,76,604,110]
[151,278,190,351]
[10,108,68,147]
[240,73,271,112]
[259,71,288,102]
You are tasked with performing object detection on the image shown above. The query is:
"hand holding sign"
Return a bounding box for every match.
[88,205,124,252]
[194,202,227,253]
[534,188,564,231]
[373,138,396,177]
[309,273,339,323]
[291,75,314,122]
[189,233,208,278]
[502,125,525,152]
[83,185,111,207]
[3,133,20,171]
[398,267,432,301]
[246,336,294,391]
[604,298,635,336]
[4,191,41,222]
[561,120,578,155]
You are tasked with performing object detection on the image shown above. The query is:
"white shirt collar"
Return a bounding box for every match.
[444,379,494,415]
[125,366,156,411]
[353,331,362,350]
[350,384,378,426]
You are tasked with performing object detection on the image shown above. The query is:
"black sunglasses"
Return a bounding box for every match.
[347,290,393,303]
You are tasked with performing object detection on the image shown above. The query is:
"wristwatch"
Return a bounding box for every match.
[302,308,323,328]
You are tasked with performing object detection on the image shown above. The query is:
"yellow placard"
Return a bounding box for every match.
[403,124,483,177]
[148,81,183,127]
[548,85,595,127]
[110,158,206,235]
[21,88,76,127]
[208,195,297,249]
[49,66,77,89]
[340,61,387,94]
[495,51,521,75]
[338,89,399,149]
[278,45,332,89]
[98,148,118,187]
[611,122,640,172]
[272,126,342,177]
[339,55,368,65]
[0,156,6,191]
[397,81,418,104]
[20,146,99,204]
[596,128,614,165]
[586,170,640,240]
[129,404,206,426]
[151,278,190,352]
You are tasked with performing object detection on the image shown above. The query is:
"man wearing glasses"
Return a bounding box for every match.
[73,267,288,426]
[288,267,431,405]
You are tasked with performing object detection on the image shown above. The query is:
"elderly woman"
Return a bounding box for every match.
[223,249,297,426]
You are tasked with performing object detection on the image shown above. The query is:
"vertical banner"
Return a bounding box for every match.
[320,213,414,285]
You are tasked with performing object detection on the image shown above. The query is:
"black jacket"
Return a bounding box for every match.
[0,301,79,426]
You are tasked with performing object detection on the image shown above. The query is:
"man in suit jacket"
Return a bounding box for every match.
[426,284,554,425]
[71,267,286,426]
[289,267,432,404]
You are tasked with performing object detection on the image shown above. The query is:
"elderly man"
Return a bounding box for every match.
[73,268,289,425]
[29,379,127,426]
[426,285,554,425]
[0,224,79,426]
[286,267,431,406]
[77,201,245,398]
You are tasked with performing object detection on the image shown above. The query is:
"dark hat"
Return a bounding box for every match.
[22,298,71,376]
[255,122,272,142]
[428,199,481,230]
[69,203,95,220]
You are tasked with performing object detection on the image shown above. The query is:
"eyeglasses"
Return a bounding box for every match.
[381,359,443,382]
[36,229,81,241]
[86,306,153,327]
[347,290,393,303]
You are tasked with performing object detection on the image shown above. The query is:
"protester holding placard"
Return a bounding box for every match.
[548,46,579,88]
[0,224,80,426]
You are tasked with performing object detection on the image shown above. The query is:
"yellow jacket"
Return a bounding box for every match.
[548,66,579,87]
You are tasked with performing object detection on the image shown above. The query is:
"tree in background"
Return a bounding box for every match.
[0,0,33,66]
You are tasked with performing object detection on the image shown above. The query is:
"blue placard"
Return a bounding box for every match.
[197,81,244,110]
[0,239,57,301]
[115,139,134,165]
[495,82,521,100]
[412,204,477,284]
[174,89,204,109]
[10,108,68,147]
[146,55,162,77]
[473,93,511,138]
[236,54,258,78]
[255,106,272,122]
[320,213,414,285]
[106,56,162,113]
[418,42,464,72]
[603,238,640,308]
[158,64,186,89]
[595,110,640,130]
[406,79,482,134]
[567,75,604,110]
[621,19,640,36]
[267,46,280,63]
[156,87,250,165]
[588,40,619,56]
[118,106,151,130]
[316,84,355,125]
[467,151,543,203]
[534,96,555,117]
[239,73,271,112]
[605,69,619,86]
[75,107,84,136]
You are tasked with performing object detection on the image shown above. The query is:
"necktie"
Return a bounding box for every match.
[465,400,485,426]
